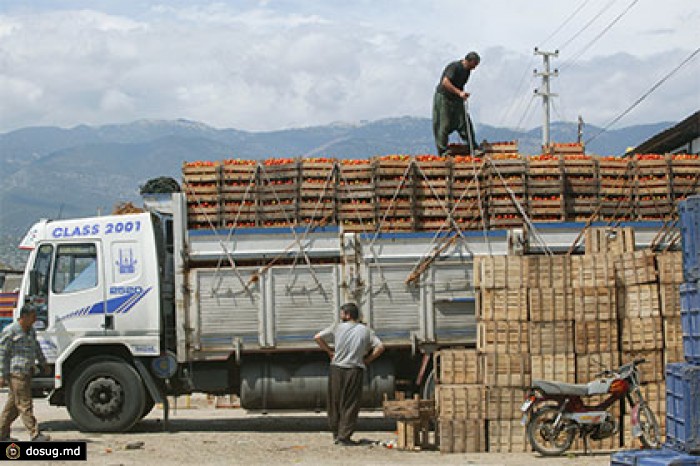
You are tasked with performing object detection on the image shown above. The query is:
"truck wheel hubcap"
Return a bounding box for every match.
[84,377,124,418]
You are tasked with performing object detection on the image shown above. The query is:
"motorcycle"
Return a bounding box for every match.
[521,358,661,456]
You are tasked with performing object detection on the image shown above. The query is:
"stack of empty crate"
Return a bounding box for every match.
[562,152,599,222]
[220,159,257,229]
[414,155,452,231]
[476,256,531,453]
[528,154,565,223]
[375,155,414,231]
[634,154,673,221]
[486,147,526,230]
[451,155,488,231]
[183,161,221,229]
[599,156,634,222]
[258,159,299,227]
[299,158,336,227]
[337,159,376,232]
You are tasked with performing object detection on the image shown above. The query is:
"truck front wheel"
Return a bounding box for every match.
[67,359,146,432]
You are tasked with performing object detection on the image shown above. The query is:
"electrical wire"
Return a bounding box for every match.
[586,46,700,145]
[515,94,538,132]
[558,0,616,51]
[538,0,593,49]
[561,0,639,70]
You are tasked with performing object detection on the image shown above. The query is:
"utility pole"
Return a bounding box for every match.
[534,48,559,150]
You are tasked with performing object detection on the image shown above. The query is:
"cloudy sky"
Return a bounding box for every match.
[0,0,698,134]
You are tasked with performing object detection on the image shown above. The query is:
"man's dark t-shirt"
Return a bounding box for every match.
[436,60,471,101]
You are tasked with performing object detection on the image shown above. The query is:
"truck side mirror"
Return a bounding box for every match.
[29,269,40,297]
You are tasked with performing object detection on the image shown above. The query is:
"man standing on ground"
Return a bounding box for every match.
[0,304,50,441]
[314,303,385,446]
[433,52,480,156]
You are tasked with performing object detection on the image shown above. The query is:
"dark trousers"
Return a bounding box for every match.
[432,92,477,155]
[328,365,364,441]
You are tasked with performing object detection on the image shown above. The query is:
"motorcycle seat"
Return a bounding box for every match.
[533,380,590,396]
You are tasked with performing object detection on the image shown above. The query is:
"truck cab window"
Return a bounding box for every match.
[32,244,54,298]
[53,244,98,294]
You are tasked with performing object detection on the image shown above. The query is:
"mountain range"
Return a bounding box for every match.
[0,116,672,262]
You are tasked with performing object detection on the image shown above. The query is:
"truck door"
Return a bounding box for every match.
[49,242,107,337]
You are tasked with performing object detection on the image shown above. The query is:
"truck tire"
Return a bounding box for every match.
[67,359,146,432]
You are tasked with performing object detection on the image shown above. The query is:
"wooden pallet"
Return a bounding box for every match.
[530,353,576,383]
[620,316,664,352]
[435,348,481,385]
[529,321,574,354]
[574,320,619,354]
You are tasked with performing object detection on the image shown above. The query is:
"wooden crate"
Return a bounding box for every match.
[396,419,432,451]
[621,350,664,383]
[473,256,529,290]
[477,321,529,354]
[663,316,683,352]
[436,384,485,420]
[478,289,528,321]
[439,419,486,453]
[529,287,573,322]
[576,352,620,384]
[481,353,531,388]
[531,353,576,383]
[573,287,617,321]
[660,283,682,317]
[570,254,615,288]
[665,344,684,366]
[615,251,658,286]
[384,395,435,420]
[620,317,664,352]
[435,349,481,385]
[584,227,635,255]
[619,284,661,318]
[574,320,619,354]
[487,420,530,453]
[529,321,574,354]
[484,387,526,420]
[527,256,569,289]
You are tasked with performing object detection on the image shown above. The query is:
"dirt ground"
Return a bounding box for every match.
[9,395,615,465]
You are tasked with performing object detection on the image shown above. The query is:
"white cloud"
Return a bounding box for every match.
[0,1,697,134]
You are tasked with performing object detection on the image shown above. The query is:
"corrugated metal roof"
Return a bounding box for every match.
[631,111,700,154]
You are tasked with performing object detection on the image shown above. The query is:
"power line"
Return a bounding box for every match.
[586,47,700,145]
[515,95,537,132]
[558,0,616,51]
[562,0,639,70]
[538,0,593,49]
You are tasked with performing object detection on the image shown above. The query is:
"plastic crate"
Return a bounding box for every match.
[680,283,700,364]
[682,282,700,310]
[666,362,700,454]
[679,196,700,282]
[612,448,700,465]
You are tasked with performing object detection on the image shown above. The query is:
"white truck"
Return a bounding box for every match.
[14,192,668,432]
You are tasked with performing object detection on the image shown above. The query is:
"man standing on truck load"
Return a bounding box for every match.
[433,52,480,156]
[314,303,385,446]
[0,304,50,441]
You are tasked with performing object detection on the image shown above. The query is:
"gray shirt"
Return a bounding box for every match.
[317,322,382,369]
[0,322,46,379]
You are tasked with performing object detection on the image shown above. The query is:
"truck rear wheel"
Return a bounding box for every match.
[67,359,146,432]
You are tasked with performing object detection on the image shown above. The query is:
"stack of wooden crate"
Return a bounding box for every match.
[562,154,599,222]
[451,155,488,231]
[337,159,376,232]
[527,154,565,223]
[258,159,299,227]
[634,154,672,221]
[487,154,526,229]
[435,348,487,453]
[658,251,685,367]
[375,155,414,231]
[220,159,257,229]
[183,161,221,229]
[598,156,634,222]
[476,256,531,453]
[669,154,700,204]
[299,158,336,227]
[414,155,452,231]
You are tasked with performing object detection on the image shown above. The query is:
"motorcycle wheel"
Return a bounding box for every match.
[527,406,576,456]
[637,402,662,449]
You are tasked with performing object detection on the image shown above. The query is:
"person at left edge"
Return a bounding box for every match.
[0,304,51,442]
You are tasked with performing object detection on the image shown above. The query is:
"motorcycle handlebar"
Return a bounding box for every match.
[634,358,647,365]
